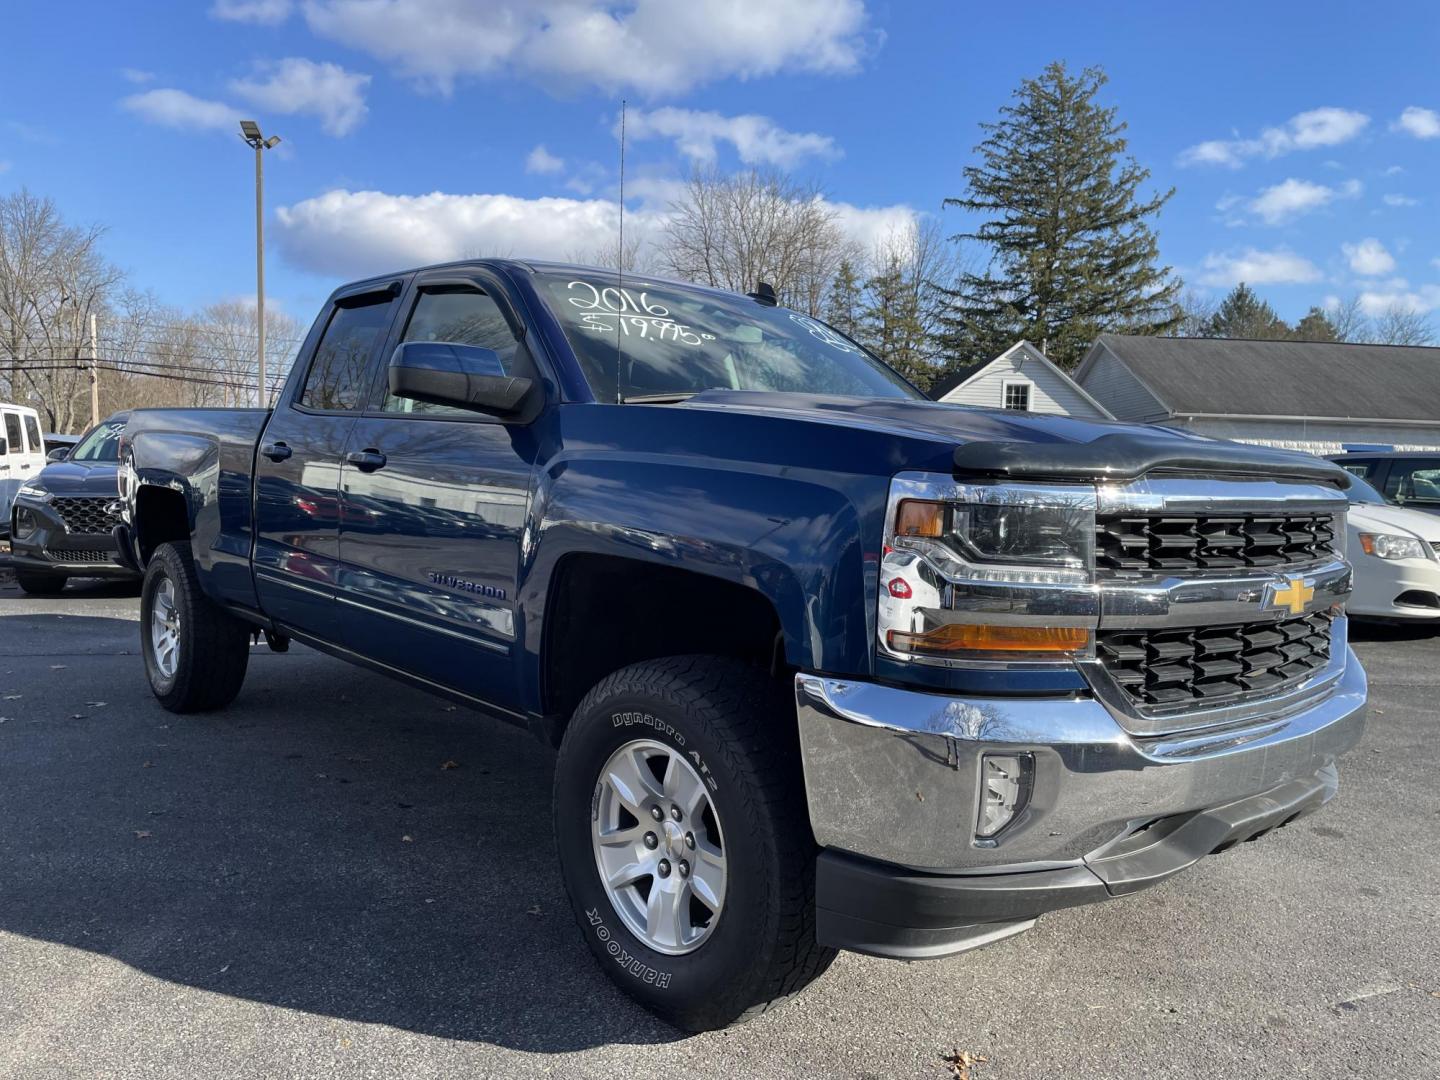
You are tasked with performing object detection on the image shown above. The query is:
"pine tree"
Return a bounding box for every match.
[1205,283,1291,339]
[824,259,863,342]
[1291,306,1339,342]
[860,251,934,389]
[938,62,1180,367]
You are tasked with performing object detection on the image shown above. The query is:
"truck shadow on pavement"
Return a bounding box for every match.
[0,615,685,1051]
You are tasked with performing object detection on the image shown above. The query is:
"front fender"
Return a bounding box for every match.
[520,454,880,681]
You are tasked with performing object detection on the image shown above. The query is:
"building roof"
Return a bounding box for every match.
[1081,334,1440,423]
[931,341,1115,418]
[927,362,987,401]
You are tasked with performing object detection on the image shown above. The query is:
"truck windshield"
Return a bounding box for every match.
[535,272,922,403]
[69,419,126,462]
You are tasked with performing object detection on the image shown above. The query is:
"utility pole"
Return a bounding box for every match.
[240,121,281,408]
[88,313,99,427]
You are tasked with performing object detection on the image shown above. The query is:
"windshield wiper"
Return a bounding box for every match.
[618,392,697,404]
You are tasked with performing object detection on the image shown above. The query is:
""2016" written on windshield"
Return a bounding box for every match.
[565,280,715,346]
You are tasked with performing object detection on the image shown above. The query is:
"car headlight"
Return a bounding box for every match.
[879,476,1098,664]
[16,483,49,501]
[1358,532,1433,561]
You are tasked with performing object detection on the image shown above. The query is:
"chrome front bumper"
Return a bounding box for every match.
[794,648,1367,872]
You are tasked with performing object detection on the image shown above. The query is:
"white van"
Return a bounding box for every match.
[1,403,48,537]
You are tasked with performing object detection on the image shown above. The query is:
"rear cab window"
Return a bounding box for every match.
[299,296,397,411]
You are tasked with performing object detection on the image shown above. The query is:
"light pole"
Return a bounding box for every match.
[240,120,281,408]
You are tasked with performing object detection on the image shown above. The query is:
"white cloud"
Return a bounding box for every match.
[1357,284,1440,315]
[1393,105,1440,140]
[230,58,370,136]
[0,161,11,174]
[1342,237,1397,276]
[525,144,565,175]
[1178,107,1370,168]
[1240,177,1361,225]
[300,0,871,96]
[120,68,156,84]
[211,0,294,23]
[121,88,242,132]
[1198,248,1322,287]
[624,107,839,168]
[274,185,916,279]
[1383,193,1419,207]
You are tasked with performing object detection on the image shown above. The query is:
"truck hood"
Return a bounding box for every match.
[680,389,1147,446]
[26,458,120,497]
[678,391,1351,487]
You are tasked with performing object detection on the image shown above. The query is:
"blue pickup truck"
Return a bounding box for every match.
[117,260,1367,1030]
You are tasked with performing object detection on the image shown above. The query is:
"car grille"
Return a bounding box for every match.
[45,549,113,564]
[52,496,122,536]
[1095,512,1337,574]
[1097,611,1334,707]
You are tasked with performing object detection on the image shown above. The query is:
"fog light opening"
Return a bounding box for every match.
[976,752,1033,840]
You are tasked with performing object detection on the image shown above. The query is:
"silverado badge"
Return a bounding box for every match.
[1265,576,1315,616]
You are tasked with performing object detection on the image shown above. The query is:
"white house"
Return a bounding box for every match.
[930,340,1114,420]
[1074,334,1440,454]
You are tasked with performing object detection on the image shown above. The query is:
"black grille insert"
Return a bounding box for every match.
[52,496,122,536]
[1096,512,1336,573]
[1097,612,1334,707]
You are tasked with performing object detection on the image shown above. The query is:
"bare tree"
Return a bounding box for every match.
[0,189,124,430]
[1325,295,1368,343]
[1370,303,1435,346]
[660,168,849,316]
[1167,287,1220,337]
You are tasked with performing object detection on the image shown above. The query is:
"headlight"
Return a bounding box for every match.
[891,489,1094,586]
[16,484,49,500]
[879,476,1098,665]
[1358,532,1433,561]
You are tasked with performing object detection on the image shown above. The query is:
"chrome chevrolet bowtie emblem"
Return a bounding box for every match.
[1265,576,1314,616]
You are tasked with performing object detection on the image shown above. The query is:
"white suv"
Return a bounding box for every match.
[0,403,47,536]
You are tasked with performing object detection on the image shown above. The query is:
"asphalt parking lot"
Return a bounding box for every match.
[1,574,1437,1080]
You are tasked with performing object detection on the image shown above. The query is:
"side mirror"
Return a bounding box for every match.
[388,341,536,419]
[47,447,69,462]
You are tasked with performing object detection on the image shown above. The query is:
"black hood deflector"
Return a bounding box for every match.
[952,432,1352,489]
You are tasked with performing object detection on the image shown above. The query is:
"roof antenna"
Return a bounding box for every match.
[614,98,626,403]
[748,281,778,306]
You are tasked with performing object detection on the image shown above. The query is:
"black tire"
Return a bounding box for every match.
[14,568,68,595]
[554,656,836,1031]
[140,542,251,712]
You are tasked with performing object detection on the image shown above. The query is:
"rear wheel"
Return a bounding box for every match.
[140,542,250,712]
[14,568,68,595]
[554,656,836,1031]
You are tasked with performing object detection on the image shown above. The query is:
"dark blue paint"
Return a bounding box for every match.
[123,259,1225,728]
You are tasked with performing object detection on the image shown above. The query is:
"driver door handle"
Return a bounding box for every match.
[346,448,387,473]
[261,441,292,462]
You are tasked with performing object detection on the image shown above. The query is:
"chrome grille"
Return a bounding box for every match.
[1097,611,1334,707]
[1095,511,1336,574]
[52,496,122,535]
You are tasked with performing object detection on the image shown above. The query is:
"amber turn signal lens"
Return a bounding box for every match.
[887,623,1091,656]
[895,499,945,539]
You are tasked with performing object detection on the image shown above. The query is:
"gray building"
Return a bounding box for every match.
[1075,334,1440,454]
[931,340,1113,420]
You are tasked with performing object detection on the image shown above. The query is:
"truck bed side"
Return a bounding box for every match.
[123,407,271,613]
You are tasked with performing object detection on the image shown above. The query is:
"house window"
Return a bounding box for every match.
[1003,381,1031,411]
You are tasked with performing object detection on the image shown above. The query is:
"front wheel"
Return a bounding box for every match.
[140,542,251,712]
[554,656,836,1031]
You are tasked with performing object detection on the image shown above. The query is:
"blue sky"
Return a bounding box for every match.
[4,1,1439,328]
